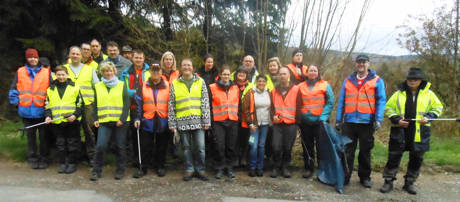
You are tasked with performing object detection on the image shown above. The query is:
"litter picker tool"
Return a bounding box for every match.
[137,127,142,171]
[405,118,460,122]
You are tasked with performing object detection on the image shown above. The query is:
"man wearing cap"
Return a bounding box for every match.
[101,41,132,76]
[90,39,108,64]
[380,67,443,195]
[285,48,308,85]
[121,45,133,61]
[335,54,386,188]
[9,48,52,169]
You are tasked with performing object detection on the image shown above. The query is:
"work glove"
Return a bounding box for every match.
[373,121,382,131]
[173,130,181,145]
[335,122,342,132]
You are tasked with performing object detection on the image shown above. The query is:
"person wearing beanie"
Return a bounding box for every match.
[9,48,52,169]
[285,48,308,85]
[380,67,443,195]
[335,54,386,188]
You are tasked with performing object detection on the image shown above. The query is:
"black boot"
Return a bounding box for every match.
[380,179,393,193]
[270,168,279,178]
[282,167,291,178]
[58,164,67,174]
[403,180,417,195]
[65,164,77,174]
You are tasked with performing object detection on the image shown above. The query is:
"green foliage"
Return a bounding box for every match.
[0,121,27,161]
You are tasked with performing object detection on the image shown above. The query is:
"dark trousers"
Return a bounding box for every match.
[271,123,297,169]
[343,123,375,180]
[82,104,96,160]
[383,150,424,182]
[23,118,49,163]
[139,129,170,169]
[128,122,137,167]
[93,123,128,173]
[53,121,81,164]
[213,121,238,170]
[299,122,321,171]
[236,125,250,166]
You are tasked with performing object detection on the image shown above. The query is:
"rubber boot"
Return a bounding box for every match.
[379,179,393,193]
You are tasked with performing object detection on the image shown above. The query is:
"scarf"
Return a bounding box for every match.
[102,76,119,88]
[236,80,249,92]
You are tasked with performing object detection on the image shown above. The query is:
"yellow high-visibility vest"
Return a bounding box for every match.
[95,81,129,123]
[64,64,95,105]
[46,84,82,124]
[172,78,203,118]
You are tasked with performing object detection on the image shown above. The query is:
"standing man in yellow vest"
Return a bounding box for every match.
[66,43,98,72]
[64,46,100,166]
[168,58,211,182]
[380,68,443,195]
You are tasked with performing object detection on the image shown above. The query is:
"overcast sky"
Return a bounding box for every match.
[287,0,450,56]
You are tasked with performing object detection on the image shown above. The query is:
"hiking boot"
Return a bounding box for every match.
[270,168,279,178]
[65,164,77,174]
[114,170,124,180]
[360,178,372,188]
[133,169,145,178]
[248,169,256,177]
[38,161,48,169]
[215,169,224,179]
[403,181,417,195]
[256,169,263,177]
[183,172,193,181]
[90,171,100,181]
[58,164,67,174]
[196,171,209,181]
[302,170,313,178]
[157,168,166,177]
[227,169,235,179]
[380,180,393,193]
[30,161,39,169]
[282,167,291,178]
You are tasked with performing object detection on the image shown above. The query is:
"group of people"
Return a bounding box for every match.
[9,40,444,195]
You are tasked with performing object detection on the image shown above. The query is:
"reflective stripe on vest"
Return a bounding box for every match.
[172,78,203,118]
[64,64,94,105]
[272,85,299,124]
[142,81,170,119]
[95,81,126,123]
[17,66,50,107]
[298,80,327,116]
[46,84,81,124]
[209,83,239,121]
[344,76,379,114]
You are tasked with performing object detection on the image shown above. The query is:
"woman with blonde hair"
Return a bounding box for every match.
[265,57,281,91]
[160,51,180,83]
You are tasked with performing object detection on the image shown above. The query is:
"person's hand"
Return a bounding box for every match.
[335,122,342,131]
[418,117,429,125]
[203,126,210,130]
[45,117,52,124]
[134,120,140,128]
[116,120,123,127]
[67,115,76,122]
[398,120,409,128]
[273,115,281,124]
[173,130,180,145]
[250,125,257,133]
[373,121,382,131]
[170,128,177,133]
[94,121,100,128]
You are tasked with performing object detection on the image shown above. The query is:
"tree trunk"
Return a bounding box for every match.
[163,0,173,41]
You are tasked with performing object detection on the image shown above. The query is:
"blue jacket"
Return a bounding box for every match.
[9,65,51,118]
[299,82,335,123]
[119,63,150,98]
[336,69,386,124]
[135,79,169,133]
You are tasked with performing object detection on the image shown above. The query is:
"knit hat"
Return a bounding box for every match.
[355,54,369,62]
[25,48,39,59]
[292,48,303,58]
[406,67,425,80]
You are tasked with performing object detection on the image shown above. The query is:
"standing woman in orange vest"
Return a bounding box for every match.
[160,51,179,83]
[270,67,300,178]
[132,64,170,178]
[243,75,272,177]
[209,65,240,179]
[9,48,52,169]
[285,49,308,85]
[297,65,334,178]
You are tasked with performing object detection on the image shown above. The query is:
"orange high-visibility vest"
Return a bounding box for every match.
[286,64,308,81]
[17,66,50,107]
[142,80,170,119]
[344,76,379,114]
[209,83,239,121]
[161,70,180,84]
[272,85,299,124]
[298,80,328,116]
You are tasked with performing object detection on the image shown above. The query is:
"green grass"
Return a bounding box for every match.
[0,120,27,161]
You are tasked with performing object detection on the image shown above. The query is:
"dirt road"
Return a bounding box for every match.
[0,159,459,201]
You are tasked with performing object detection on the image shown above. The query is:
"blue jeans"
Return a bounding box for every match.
[93,123,128,173]
[248,125,269,170]
[180,129,205,173]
